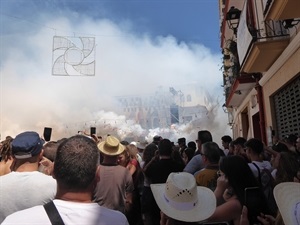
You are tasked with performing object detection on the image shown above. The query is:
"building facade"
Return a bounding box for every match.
[219,0,300,144]
[116,85,209,131]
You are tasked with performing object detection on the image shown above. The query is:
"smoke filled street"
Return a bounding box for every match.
[1,1,300,225]
[0,1,229,143]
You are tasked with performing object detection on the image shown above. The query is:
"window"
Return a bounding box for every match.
[273,74,300,138]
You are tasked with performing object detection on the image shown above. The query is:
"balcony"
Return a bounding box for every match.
[237,5,290,73]
[264,0,300,20]
[241,36,290,73]
[220,0,291,108]
[225,73,256,108]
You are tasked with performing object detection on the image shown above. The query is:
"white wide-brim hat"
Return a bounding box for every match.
[274,182,300,225]
[150,172,216,222]
[97,136,125,156]
[136,141,147,150]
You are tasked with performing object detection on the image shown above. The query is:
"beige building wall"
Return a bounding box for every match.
[220,0,300,141]
[263,47,300,129]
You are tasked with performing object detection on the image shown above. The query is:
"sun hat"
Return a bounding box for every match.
[150,172,216,222]
[274,182,300,225]
[129,141,137,147]
[136,141,147,150]
[12,131,45,159]
[97,136,125,156]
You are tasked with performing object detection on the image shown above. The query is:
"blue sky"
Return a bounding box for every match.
[104,1,220,52]
[1,0,220,53]
[0,0,229,141]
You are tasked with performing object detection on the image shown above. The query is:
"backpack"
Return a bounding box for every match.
[252,162,277,216]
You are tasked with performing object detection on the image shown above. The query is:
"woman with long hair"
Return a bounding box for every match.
[206,155,269,225]
[272,151,300,185]
[118,146,143,225]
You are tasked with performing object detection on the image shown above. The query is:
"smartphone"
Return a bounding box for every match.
[43,127,52,142]
[90,127,96,136]
[245,187,264,224]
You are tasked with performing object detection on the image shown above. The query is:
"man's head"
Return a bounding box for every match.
[43,141,60,162]
[12,131,44,159]
[153,135,162,145]
[158,139,173,156]
[232,137,247,154]
[196,130,212,149]
[221,135,232,149]
[187,141,196,151]
[201,142,221,164]
[177,137,186,147]
[244,138,264,156]
[53,135,100,191]
[284,134,297,147]
[272,142,289,152]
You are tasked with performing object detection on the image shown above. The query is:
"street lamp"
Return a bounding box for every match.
[226,6,241,35]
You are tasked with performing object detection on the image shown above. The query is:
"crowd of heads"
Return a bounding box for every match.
[0,129,299,225]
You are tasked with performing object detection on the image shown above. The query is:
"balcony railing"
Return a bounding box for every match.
[252,20,289,41]
[237,1,290,73]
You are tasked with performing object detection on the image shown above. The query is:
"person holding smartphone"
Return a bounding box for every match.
[205,156,269,225]
[240,206,276,225]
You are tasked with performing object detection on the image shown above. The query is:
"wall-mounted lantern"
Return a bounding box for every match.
[226,6,241,35]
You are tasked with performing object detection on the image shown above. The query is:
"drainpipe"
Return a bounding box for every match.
[254,74,267,144]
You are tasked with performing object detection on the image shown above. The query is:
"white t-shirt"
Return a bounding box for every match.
[2,199,129,225]
[183,154,204,175]
[223,148,229,156]
[248,160,273,178]
[0,171,56,223]
[271,168,277,179]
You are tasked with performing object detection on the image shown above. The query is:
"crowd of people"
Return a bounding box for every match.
[0,129,299,225]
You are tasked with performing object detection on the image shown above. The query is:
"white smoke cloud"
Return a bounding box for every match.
[0,7,231,145]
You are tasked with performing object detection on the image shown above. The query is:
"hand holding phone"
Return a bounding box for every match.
[244,187,264,224]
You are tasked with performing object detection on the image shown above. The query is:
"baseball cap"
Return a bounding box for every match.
[12,131,45,159]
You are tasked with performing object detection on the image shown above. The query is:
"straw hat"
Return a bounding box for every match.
[274,182,300,225]
[97,136,125,156]
[150,172,216,222]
